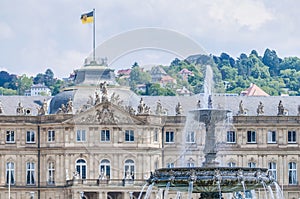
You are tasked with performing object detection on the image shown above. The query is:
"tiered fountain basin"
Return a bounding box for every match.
[147,167,274,193]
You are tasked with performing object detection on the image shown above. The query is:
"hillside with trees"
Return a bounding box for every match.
[1,49,300,96]
[0,69,64,96]
[117,49,300,96]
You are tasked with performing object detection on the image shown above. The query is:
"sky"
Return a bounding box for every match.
[0,0,300,78]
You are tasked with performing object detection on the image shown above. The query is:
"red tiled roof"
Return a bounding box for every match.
[241,83,269,96]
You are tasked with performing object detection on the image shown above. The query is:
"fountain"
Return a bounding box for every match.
[147,66,279,199]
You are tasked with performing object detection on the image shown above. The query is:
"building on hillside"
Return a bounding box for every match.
[0,61,299,199]
[117,69,131,78]
[150,66,167,83]
[176,86,193,96]
[178,68,194,81]
[25,84,51,96]
[159,75,177,87]
[240,83,270,96]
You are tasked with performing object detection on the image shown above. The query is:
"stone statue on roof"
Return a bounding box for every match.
[257,101,264,115]
[137,98,145,114]
[100,81,109,102]
[66,97,73,113]
[16,102,24,115]
[175,102,183,115]
[277,100,284,116]
[155,100,163,115]
[238,100,245,116]
[95,92,100,105]
[37,99,48,115]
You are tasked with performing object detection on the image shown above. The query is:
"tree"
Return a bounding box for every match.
[262,48,281,77]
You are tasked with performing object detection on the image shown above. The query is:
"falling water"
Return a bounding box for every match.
[138,183,147,199]
[267,185,275,199]
[144,183,154,199]
[164,182,171,199]
[251,190,257,199]
[156,189,163,199]
[241,180,247,195]
[188,181,194,199]
[261,181,268,199]
[217,181,222,199]
[203,65,213,108]
[274,182,284,199]
[175,191,181,199]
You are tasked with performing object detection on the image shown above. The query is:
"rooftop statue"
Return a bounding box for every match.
[66,97,73,113]
[175,102,183,115]
[277,100,284,116]
[16,102,24,115]
[155,100,163,115]
[238,100,245,116]
[257,101,264,115]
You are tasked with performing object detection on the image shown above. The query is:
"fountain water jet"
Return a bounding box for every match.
[147,65,280,198]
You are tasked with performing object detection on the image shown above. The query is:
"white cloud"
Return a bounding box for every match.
[208,0,273,30]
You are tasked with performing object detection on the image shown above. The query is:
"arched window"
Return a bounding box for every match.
[124,159,135,179]
[100,159,111,179]
[26,162,35,185]
[48,162,55,184]
[268,162,277,181]
[288,162,297,185]
[76,159,87,179]
[6,162,15,185]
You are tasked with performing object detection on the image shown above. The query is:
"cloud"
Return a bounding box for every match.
[208,0,273,31]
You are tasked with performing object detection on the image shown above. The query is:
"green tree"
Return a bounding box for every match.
[262,48,281,77]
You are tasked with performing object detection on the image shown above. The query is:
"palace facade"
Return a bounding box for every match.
[0,63,299,199]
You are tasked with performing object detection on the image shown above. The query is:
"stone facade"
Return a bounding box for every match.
[0,94,299,199]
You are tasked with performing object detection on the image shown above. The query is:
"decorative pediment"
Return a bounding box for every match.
[66,102,144,125]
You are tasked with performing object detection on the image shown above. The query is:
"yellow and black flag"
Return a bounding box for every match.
[80,11,94,24]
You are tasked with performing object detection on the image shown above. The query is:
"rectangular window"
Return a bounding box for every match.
[267,131,276,143]
[186,131,195,143]
[167,163,174,168]
[26,162,35,185]
[288,131,296,143]
[154,129,158,142]
[247,131,256,143]
[6,131,15,143]
[125,130,134,142]
[6,162,15,185]
[48,162,55,185]
[26,131,35,143]
[101,130,110,142]
[187,162,194,167]
[76,130,86,142]
[248,162,256,168]
[227,131,236,143]
[166,131,174,143]
[48,130,55,142]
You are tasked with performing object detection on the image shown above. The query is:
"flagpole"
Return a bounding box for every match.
[93,8,96,62]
